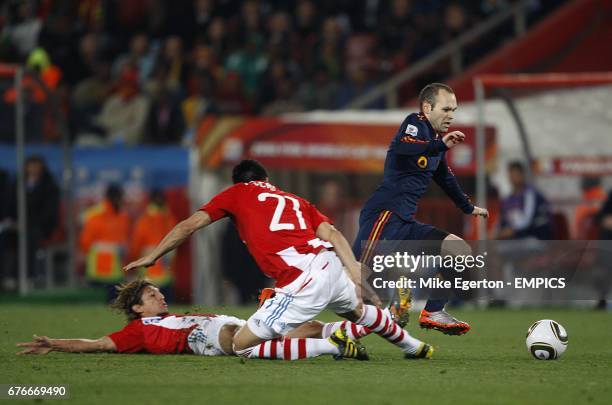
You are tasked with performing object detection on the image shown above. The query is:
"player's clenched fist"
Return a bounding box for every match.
[442,131,465,149]
[471,206,489,218]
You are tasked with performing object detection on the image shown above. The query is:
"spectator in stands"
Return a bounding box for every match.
[182,0,218,48]
[297,65,338,110]
[155,36,188,94]
[597,191,612,240]
[335,64,384,109]
[573,176,606,239]
[96,65,149,145]
[144,82,185,144]
[266,11,294,61]
[189,44,223,81]
[65,32,102,87]
[205,17,229,62]
[293,0,320,65]
[315,17,345,80]
[2,156,60,288]
[24,155,60,279]
[71,61,112,140]
[182,74,217,137]
[1,0,42,58]
[235,0,264,46]
[225,35,268,100]
[261,79,304,116]
[594,190,612,309]
[215,71,252,115]
[0,168,17,291]
[377,0,415,57]
[112,33,156,85]
[37,10,79,77]
[128,188,176,301]
[497,161,552,240]
[258,59,290,108]
[80,183,130,302]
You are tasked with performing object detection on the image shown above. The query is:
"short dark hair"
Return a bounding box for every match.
[232,159,268,184]
[110,279,156,321]
[418,83,454,110]
[106,183,123,200]
[508,160,526,174]
[25,155,46,166]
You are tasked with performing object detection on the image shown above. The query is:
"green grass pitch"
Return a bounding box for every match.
[1,304,611,404]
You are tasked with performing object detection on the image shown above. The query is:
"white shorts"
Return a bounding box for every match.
[247,250,359,340]
[187,315,246,356]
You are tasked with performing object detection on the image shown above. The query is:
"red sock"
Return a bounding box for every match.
[237,337,339,360]
[322,321,371,340]
[356,305,422,354]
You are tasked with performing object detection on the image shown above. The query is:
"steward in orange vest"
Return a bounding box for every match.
[80,184,130,286]
[128,189,177,289]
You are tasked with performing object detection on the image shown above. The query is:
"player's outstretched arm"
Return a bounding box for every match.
[16,335,117,355]
[124,210,212,272]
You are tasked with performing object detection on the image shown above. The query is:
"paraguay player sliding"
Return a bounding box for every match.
[353,83,489,335]
[17,279,372,360]
[124,160,433,360]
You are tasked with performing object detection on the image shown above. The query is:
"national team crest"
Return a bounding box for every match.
[405,124,418,137]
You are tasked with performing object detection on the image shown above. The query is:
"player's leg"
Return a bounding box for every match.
[326,257,433,359]
[261,289,372,341]
[234,273,367,360]
[353,210,412,324]
[233,319,354,361]
[420,230,472,335]
[319,320,371,341]
[188,316,246,356]
[352,210,393,270]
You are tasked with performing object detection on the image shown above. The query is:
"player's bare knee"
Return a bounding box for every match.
[286,321,324,338]
[442,234,472,257]
[231,331,250,352]
[303,321,324,338]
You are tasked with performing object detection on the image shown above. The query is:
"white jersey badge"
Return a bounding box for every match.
[405,124,418,137]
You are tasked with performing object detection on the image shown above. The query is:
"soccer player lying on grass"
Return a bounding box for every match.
[16,279,370,360]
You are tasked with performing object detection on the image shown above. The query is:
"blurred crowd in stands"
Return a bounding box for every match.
[0,0,557,145]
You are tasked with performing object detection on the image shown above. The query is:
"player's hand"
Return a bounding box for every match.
[442,131,465,149]
[16,335,53,355]
[123,255,156,272]
[471,206,489,218]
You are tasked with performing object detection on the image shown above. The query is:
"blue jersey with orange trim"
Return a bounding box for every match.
[361,112,473,221]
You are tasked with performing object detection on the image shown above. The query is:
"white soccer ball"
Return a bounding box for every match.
[525,319,568,360]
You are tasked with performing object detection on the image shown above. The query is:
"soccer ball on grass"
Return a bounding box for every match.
[525,319,568,360]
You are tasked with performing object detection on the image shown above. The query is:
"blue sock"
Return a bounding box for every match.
[424,299,446,312]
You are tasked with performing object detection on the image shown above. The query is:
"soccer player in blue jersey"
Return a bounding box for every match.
[353,83,489,335]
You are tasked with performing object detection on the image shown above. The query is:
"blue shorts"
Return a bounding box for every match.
[352,209,446,266]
